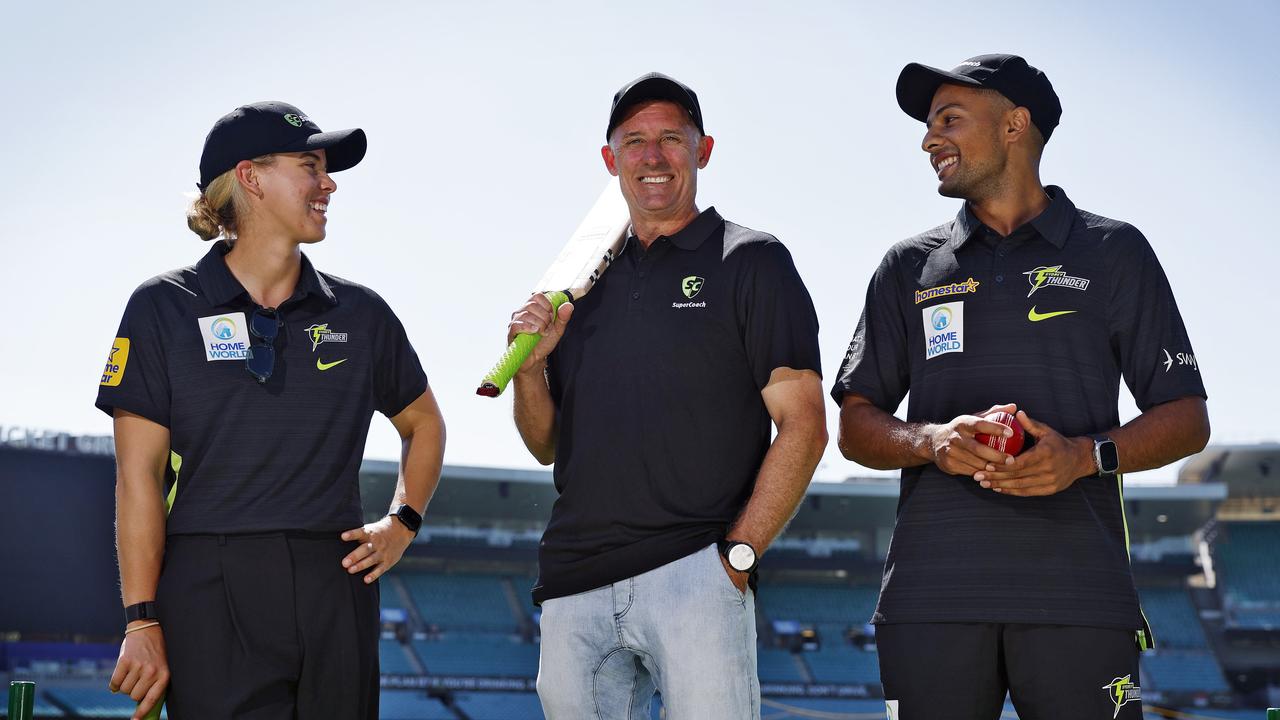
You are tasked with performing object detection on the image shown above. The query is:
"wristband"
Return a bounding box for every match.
[124,621,160,635]
[124,601,159,624]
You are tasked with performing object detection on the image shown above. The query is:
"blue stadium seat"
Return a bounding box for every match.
[1140,650,1230,692]
[378,690,456,720]
[412,634,539,678]
[801,643,880,684]
[757,647,807,683]
[399,573,522,632]
[1215,523,1280,606]
[1138,586,1210,648]
[44,687,162,718]
[758,583,879,625]
[379,638,418,675]
[453,691,545,720]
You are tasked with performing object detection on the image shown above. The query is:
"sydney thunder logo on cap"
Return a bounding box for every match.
[283,113,309,127]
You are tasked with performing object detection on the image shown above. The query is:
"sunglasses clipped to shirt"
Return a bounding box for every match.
[246,307,283,384]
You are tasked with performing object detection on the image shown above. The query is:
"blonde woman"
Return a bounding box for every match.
[97,102,444,720]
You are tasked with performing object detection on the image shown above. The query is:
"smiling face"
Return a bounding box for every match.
[249,149,336,244]
[602,100,712,228]
[921,84,1016,201]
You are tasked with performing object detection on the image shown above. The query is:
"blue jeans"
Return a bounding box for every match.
[537,544,760,719]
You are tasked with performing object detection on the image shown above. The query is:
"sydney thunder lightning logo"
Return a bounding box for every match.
[1101,675,1140,718]
[1023,265,1090,297]
[304,323,349,352]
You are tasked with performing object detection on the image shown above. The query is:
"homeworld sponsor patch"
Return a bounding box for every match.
[1101,675,1140,718]
[1023,265,1090,297]
[914,277,980,304]
[100,338,130,386]
[304,323,349,352]
[921,302,964,359]
[197,312,250,361]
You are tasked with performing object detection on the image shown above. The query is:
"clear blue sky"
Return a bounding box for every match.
[2,0,1275,482]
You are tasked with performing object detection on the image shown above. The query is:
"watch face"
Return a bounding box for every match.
[1099,440,1120,473]
[728,543,756,572]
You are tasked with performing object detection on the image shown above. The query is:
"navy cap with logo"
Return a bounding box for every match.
[896,54,1062,141]
[606,72,705,141]
[197,101,367,191]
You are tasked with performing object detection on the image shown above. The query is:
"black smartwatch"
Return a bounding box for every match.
[124,601,159,624]
[1092,436,1119,476]
[719,540,758,574]
[389,504,422,536]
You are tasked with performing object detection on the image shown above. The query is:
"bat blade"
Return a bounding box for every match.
[477,178,630,397]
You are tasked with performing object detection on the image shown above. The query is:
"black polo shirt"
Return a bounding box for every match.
[96,243,428,535]
[831,186,1206,631]
[533,208,821,605]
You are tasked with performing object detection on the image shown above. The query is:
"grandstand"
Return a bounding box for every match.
[2,430,1279,718]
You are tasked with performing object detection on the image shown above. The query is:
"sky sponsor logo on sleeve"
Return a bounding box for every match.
[922,301,964,359]
[198,312,250,361]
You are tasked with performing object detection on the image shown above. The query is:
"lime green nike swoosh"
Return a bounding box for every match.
[1027,306,1077,322]
[316,358,348,371]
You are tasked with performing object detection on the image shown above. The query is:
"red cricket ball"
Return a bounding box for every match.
[975,411,1026,456]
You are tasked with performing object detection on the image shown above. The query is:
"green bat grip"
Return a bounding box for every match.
[477,290,570,397]
[138,697,163,720]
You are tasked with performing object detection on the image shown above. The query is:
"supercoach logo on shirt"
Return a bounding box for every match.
[1024,265,1090,297]
[922,302,964,359]
[198,312,249,361]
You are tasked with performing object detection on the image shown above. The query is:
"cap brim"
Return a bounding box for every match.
[895,63,983,123]
[283,128,367,173]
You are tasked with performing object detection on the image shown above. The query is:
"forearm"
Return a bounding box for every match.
[116,474,166,606]
[1109,396,1210,474]
[392,411,446,513]
[512,365,558,465]
[728,416,827,553]
[837,397,933,470]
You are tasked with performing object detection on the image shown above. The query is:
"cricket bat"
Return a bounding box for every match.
[476,177,630,397]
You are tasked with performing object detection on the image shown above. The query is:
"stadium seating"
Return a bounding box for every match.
[411,634,539,677]
[802,643,881,684]
[1214,522,1280,605]
[1138,586,1210,648]
[379,637,419,675]
[43,687,161,718]
[758,583,880,625]
[378,690,456,720]
[399,573,522,632]
[1140,650,1231,692]
[757,647,808,683]
[452,691,547,720]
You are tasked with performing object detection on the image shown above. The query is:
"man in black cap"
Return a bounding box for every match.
[506,72,827,719]
[831,55,1210,719]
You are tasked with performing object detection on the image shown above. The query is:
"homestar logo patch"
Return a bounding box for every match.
[304,323,349,352]
[100,338,130,386]
[197,312,250,361]
[1024,265,1090,297]
[921,302,964,359]
[915,277,980,304]
[1101,675,1140,718]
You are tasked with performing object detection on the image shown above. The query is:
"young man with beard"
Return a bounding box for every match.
[832,55,1210,719]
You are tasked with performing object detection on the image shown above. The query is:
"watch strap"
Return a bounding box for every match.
[390,504,422,535]
[124,601,158,624]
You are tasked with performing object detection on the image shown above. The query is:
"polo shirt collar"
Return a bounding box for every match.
[622,207,724,254]
[950,185,1076,251]
[196,242,338,308]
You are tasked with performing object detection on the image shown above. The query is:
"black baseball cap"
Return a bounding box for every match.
[896,54,1062,141]
[606,72,704,141]
[197,101,367,190]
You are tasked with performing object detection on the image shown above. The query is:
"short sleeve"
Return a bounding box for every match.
[372,296,429,418]
[737,241,822,389]
[1106,226,1206,410]
[95,287,172,426]
[830,249,911,411]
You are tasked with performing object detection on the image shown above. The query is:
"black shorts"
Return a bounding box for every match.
[876,623,1143,720]
[156,532,380,720]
